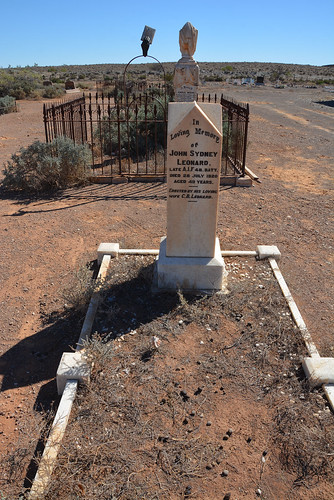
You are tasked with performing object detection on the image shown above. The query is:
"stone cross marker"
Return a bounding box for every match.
[156,23,227,293]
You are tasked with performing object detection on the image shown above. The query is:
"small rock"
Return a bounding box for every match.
[226,428,233,436]
[152,336,161,348]
[223,494,231,500]
[206,421,212,426]
[221,469,229,477]
[256,488,262,496]
[184,485,192,497]
[180,390,190,402]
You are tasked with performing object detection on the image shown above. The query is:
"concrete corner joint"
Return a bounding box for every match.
[97,242,120,264]
[57,351,91,395]
[302,357,334,388]
[256,245,281,261]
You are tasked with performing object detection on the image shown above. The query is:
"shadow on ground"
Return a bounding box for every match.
[314,99,334,108]
[0,182,167,216]
[0,260,191,393]
[0,312,80,393]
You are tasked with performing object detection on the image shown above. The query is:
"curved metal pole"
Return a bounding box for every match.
[123,55,166,107]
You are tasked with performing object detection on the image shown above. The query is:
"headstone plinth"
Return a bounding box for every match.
[157,236,226,292]
[156,101,227,293]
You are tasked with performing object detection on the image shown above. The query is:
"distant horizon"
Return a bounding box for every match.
[1,60,333,70]
[1,0,333,68]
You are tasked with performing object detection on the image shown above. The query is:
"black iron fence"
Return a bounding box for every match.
[44,95,87,144]
[43,92,249,180]
[197,93,249,176]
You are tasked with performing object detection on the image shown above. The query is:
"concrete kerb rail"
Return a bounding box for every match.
[268,257,334,410]
[29,255,111,500]
[29,244,333,498]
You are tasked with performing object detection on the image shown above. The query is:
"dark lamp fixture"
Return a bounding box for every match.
[141,26,156,56]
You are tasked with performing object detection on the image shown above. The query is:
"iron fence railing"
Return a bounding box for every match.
[43,92,249,180]
[196,93,249,176]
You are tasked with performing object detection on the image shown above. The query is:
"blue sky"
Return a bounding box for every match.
[1,0,333,67]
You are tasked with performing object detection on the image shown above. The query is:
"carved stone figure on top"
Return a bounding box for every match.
[179,22,198,60]
[174,22,200,100]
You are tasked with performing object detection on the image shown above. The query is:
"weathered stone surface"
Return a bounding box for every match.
[179,22,198,58]
[174,22,200,101]
[302,357,334,388]
[56,351,90,395]
[156,100,227,292]
[256,245,281,261]
[97,242,119,263]
[166,101,222,258]
[65,80,75,90]
[157,237,226,292]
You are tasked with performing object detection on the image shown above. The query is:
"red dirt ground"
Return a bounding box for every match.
[0,84,333,497]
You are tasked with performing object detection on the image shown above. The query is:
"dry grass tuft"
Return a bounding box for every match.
[28,257,334,498]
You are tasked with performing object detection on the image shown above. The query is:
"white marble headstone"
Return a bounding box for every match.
[156,100,227,292]
[166,101,222,258]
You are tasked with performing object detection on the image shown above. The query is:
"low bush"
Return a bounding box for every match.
[0,69,65,100]
[97,98,167,162]
[204,75,224,82]
[0,95,16,115]
[41,86,64,99]
[1,137,91,193]
[315,78,334,85]
[0,69,42,99]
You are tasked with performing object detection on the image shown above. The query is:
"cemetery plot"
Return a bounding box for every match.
[0,75,332,498]
[42,92,249,181]
[43,255,334,500]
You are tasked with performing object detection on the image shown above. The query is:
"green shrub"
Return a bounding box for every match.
[0,69,42,99]
[1,137,91,193]
[315,79,334,85]
[42,86,64,99]
[51,77,64,84]
[0,95,16,115]
[222,65,233,72]
[96,97,168,161]
[204,75,224,82]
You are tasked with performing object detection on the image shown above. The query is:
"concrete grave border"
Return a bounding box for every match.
[29,244,333,498]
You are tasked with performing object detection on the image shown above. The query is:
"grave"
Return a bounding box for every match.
[174,22,200,102]
[156,23,227,293]
[65,80,75,90]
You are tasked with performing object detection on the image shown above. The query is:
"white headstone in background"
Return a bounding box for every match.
[174,22,200,102]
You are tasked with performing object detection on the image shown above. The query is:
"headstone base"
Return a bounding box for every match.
[156,237,227,293]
